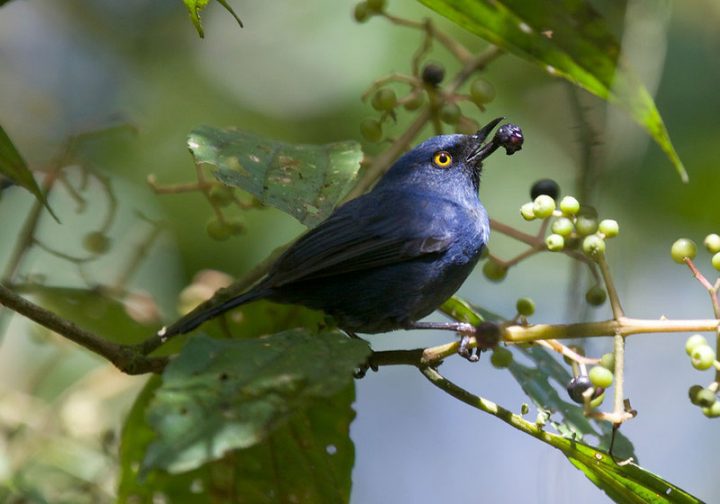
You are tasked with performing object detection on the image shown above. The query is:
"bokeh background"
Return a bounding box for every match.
[1,0,720,502]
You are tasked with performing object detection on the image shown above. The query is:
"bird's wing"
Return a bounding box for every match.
[266,190,455,287]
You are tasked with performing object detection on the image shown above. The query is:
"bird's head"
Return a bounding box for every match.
[373,118,523,200]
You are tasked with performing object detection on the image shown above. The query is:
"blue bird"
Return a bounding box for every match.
[160,118,523,345]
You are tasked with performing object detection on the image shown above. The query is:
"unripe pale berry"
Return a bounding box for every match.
[712,252,720,272]
[545,233,565,251]
[439,103,461,125]
[585,285,607,306]
[691,345,716,370]
[686,334,709,355]
[366,0,386,12]
[491,346,513,368]
[599,352,615,371]
[559,196,580,215]
[671,238,697,264]
[371,88,397,111]
[353,2,370,22]
[469,78,496,105]
[516,297,535,316]
[360,118,383,142]
[582,234,606,259]
[483,260,507,282]
[403,92,424,111]
[520,202,536,221]
[575,215,598,236]
[702,400,720,418]
[206,218,233,241]
[83,231,111,254]
[551,217,574,237]
[533,194,556,219]
[598,219,619,238]
[704,233,720,254]
[589,366,613,388]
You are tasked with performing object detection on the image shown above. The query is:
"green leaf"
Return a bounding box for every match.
[417,0,687,181]
[142,329,370,474]
[119,377,356,503]
[0,125,59,221]
[182,0,243,38]
[188,126,363,226]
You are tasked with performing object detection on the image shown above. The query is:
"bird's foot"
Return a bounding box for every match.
[457,321,501,362]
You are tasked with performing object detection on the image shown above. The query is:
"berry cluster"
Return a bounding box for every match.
[670,234,720,271]
[686,335,720,417]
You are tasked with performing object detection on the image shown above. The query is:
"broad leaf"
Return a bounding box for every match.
[417,0,687,181]
[142,330,370,473]
[119,377,356,503]
[182,0,243,38]
[0,125,59,220]
[188,126,363,226]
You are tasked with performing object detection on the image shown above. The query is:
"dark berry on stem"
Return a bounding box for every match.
[530,179,560,200]
[567,375,592,404]
[421,63,445,86]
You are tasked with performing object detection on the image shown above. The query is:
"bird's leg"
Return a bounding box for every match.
[405,320,501,362]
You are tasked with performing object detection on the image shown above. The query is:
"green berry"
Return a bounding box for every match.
[403,92,424,111]
[559,196,580,216]
[206,218,233,241]
[490,346,513,368]
[353,2,370,22]
[520,202,536,221]
[533,194,556,219]
[469,78,496,105]
[566,375,592,404]
[704,233,720,254]
[686,334,709,355]
[599,219,619,238]
[589,391,606,409]
[482,260,507,282]
[366,0,386,11]
[575,215,598,236]
[689,386,716,407]
[691,344,716,370]
[545,233,565,252]
[599,352,615,371]
[208,185,234,207]
[589,366,614,388]
[712,252,720,272]
[226,217,245,235]
[585,285,607,306]
[702,401,720,417]
[582,234,606,259]
[439,102,461,125]
[516,297,535,316]
[83,231,111,254]
[530,179,560,200]
[371,88,397,111]
[421,63,445,86]
[551,217,574,237]
[360,118,383,142]
[671,238,697,264]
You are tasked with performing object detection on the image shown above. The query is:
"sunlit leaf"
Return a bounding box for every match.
[417,0,687,181]
[142,330,370,474]
[182,0,243,38]
[0,125,59,220]
[188,126,363,226]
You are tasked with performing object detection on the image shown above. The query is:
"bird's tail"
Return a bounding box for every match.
[159,288,269,338]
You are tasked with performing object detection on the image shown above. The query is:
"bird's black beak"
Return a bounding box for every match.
[467,118,524,169]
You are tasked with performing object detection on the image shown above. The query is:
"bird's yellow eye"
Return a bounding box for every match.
[433,151,453,168]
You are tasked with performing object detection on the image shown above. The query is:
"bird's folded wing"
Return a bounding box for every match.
[267,193,453,287]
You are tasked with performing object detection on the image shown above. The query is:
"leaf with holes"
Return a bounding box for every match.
[141,330,370,474]
[188,126,363,226]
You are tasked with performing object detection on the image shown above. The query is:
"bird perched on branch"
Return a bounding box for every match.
[160,118,523,346]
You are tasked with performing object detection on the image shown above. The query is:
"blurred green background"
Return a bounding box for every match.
[1,0,719,502]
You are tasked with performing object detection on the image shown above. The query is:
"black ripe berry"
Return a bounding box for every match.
[421,63,445,86]
[530,179,560,201]
[566,375,592,404]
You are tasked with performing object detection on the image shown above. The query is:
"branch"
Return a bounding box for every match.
[0,283,167,375]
